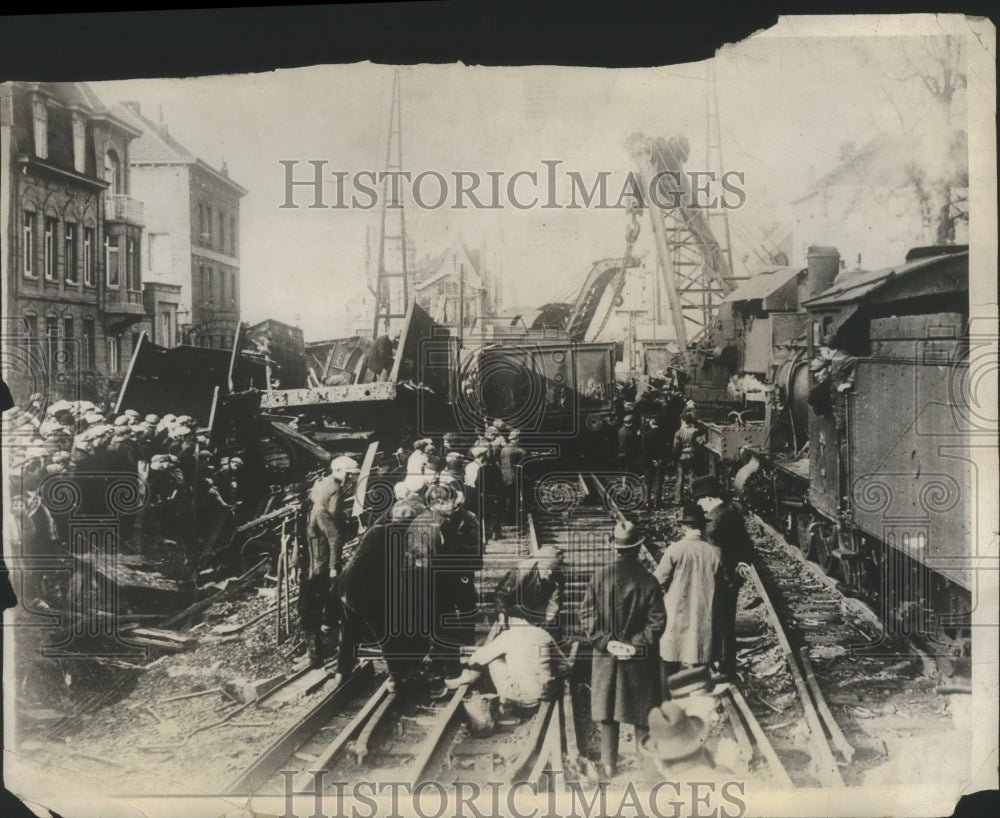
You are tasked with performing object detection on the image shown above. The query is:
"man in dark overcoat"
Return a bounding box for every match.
[692,476,754,677]
[579,521,666,779]
[336,499,428,690]
[640,416,669,510]
[408,477,483,675]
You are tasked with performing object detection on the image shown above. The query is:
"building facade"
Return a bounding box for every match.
[116,102,246,351]
[1,81,146,405]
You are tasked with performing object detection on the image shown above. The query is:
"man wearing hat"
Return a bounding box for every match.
[301,455,360,667]
[580,520,666,779]
[499,430,526,528]
[639,701,732,781]
[693,477,753,677]
[654,504,723,691]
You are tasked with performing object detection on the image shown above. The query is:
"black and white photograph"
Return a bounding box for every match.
[1,8,997,818]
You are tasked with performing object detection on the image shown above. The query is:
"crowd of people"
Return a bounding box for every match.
[297,419,532,674]
[302,407,753,779]
[4,395,250,590]
[614,377,708,508]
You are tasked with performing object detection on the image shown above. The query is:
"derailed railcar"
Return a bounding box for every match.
[467,340,617,465]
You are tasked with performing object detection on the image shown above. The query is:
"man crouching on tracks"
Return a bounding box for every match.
[300,455,360,668]
[580,521,666,781]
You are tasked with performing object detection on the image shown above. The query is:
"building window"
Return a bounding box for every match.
[24,314,38,338]
[108,335,121,372]
[23,211,36,276]
[33,100,47,160]
[230,271,237,307]
[105,236,120,286]
[44,217,57,280]
[219,211,225,252]
[83,227,95,286]
[72,115,86,173]
[198,203,206,245]
[127,237,138,290]
[104,150,122,196]
[83,317,96,369]
[45,315,58,372]
[229,214,236,254]
[206,206,214,247]
[63,317,75,368]
[207,267,214,305]
[64,223,78,283]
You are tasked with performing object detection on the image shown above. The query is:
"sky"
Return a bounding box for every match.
[90,26,966,342]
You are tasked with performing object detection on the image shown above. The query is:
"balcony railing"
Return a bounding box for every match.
[105,193,144,225]
[103,288,146,314]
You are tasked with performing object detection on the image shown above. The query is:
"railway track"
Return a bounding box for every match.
[743,512,961,785]
[221,470,877,797]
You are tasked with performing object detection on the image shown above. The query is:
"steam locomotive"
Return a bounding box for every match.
[687,244,973,648]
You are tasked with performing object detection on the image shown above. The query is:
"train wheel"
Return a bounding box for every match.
[808,525,836,574]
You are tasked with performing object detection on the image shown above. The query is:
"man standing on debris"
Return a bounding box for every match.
[654,504,723,691]
[580,521,666,780]
[692,476,753,678]
[301,455,359,667]
[364,326,401,382]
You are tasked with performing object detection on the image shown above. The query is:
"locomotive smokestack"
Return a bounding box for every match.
[805,246,840,300]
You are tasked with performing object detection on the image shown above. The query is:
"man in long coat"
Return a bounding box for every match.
[336,499,428,690]
[301,455,359,667]
[654,504,722,692]
[692,476,754,677]
[580,521,666,779]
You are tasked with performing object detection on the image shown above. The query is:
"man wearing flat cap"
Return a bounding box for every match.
[580,520,666,779]
[654,503,723,691]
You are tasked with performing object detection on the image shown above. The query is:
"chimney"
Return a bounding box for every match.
[221,160,229,177]
[805,246,840,299]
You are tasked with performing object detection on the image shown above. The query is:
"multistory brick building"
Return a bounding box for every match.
[115,102,246,350]
[1,81,146,404]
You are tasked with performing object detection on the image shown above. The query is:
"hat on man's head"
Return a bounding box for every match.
[680,503,706,527]
[690,476,722,500]
[639,702,710,761]
[609,520,644,550]
[623,414,634,426]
